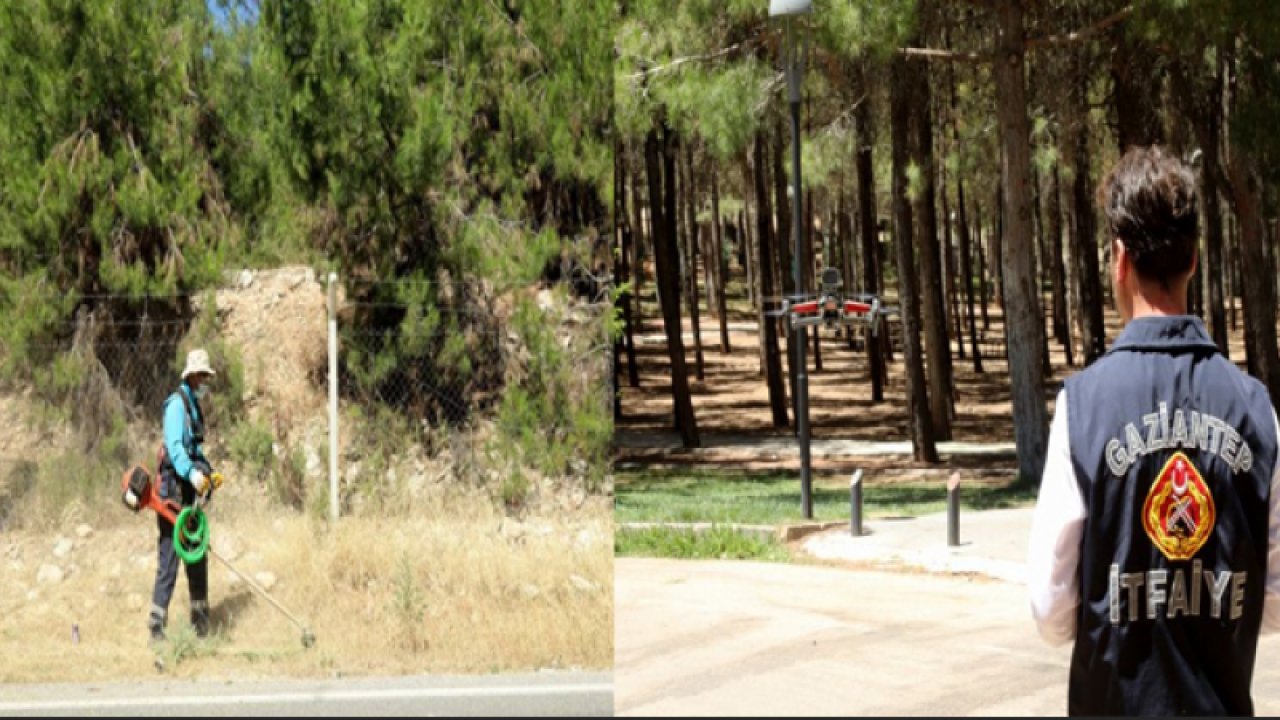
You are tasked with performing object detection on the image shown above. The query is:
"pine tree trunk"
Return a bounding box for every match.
[1229,213,1238,330]
[1228,152,1280,399]
[1049,163,1073,367]
[629,153,647,329]
[839,181,857,351]
[617,142,640,389]
[910,53,952,440]
[680,144,705,382]
[1033,166,1052,376]
[992,178,1004,312]
[994,0,1048,484]
[752,136,789,426]
[1111,24,1165,152]
[808,179,822,372]
[645,126,698,447]
[958,175,983,373]
[891,53,938,462]
[742,155,767,378]
[1205,66,1229,356]
[1070,47,1107,365]
[614,148,626,418]
[976,203,989,331]
[943,155,964,361]
[773,129,797,426]
[855,75,886,403]
[711,167,730,354]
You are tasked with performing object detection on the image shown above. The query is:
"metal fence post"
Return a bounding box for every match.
[327,272,340,523]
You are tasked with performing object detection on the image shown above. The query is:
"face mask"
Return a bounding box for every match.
[194,385,210,401]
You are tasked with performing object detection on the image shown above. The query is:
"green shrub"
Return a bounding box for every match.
[491,293,611,498]
[227,420,275,485]
[391,552,429,653]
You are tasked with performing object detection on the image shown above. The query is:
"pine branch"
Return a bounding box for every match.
[1025,6,1135,51]
[899,4,1134,64]
[627,43,747,80]
[898,46,990,63]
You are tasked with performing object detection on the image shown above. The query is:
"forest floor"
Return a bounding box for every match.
[616,261,1253,477]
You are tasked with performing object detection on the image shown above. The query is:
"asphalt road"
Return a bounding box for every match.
[616,557,1280,716]
[0,672,613,717]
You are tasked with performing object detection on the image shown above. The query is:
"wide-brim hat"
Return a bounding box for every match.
[182,349,217,380]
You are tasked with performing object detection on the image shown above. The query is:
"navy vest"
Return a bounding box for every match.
[1065,316,1276,716]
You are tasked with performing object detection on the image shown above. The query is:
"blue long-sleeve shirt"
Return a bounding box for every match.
[163,383,206,483]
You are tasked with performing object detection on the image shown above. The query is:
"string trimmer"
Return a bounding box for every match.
[120,464,316,649]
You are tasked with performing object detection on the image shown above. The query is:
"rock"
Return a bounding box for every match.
[536,289,556,312]
[224,570,243,590]
[109,563,122,578]
[575,529,597,550]
[569,574,600,593]
[344,461,363,486]
[127,594,143,611]
[132,554,151,569]
[75,524,93,539]
[519,584,541,600]
[304,445,323,481]
[52,537,73,559]
[238,269,254,289]
[253,571,278,592]
[26,589,39,602]
[37,564,64,584]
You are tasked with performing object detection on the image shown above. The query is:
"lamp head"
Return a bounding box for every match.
[769,0,812,17]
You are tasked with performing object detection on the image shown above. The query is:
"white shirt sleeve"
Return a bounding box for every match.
[1262,410,1280,633]
[1028,389,1087,647]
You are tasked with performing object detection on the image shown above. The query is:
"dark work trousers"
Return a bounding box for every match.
[148,472,209,634]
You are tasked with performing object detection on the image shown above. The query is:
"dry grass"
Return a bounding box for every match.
[0,489,613,682]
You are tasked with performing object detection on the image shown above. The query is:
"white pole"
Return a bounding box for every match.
[327,272,340,523]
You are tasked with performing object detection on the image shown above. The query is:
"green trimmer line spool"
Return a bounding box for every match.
[173,506,209,564]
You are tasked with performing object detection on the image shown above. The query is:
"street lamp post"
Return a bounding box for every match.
[770,0,813,519]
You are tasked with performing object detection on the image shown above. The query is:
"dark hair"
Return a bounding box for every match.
[1098,146,1199,284]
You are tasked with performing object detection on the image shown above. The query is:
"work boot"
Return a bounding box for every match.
[147,606,167,646]
[191,600,210,639]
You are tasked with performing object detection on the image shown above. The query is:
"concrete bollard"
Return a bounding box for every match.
[850,469,864,537]
[947,471,961,547]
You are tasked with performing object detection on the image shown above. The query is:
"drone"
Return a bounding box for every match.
[770,267,899,337]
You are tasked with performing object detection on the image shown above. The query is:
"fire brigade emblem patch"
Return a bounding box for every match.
[1142,452,1215,561]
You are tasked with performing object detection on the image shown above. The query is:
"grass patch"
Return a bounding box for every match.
[616,526,791,562]
[0,502,613,683]
[616,468,1036,525]
[157,625,220,669]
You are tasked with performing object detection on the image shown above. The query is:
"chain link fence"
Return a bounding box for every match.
[0,272,614,524]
